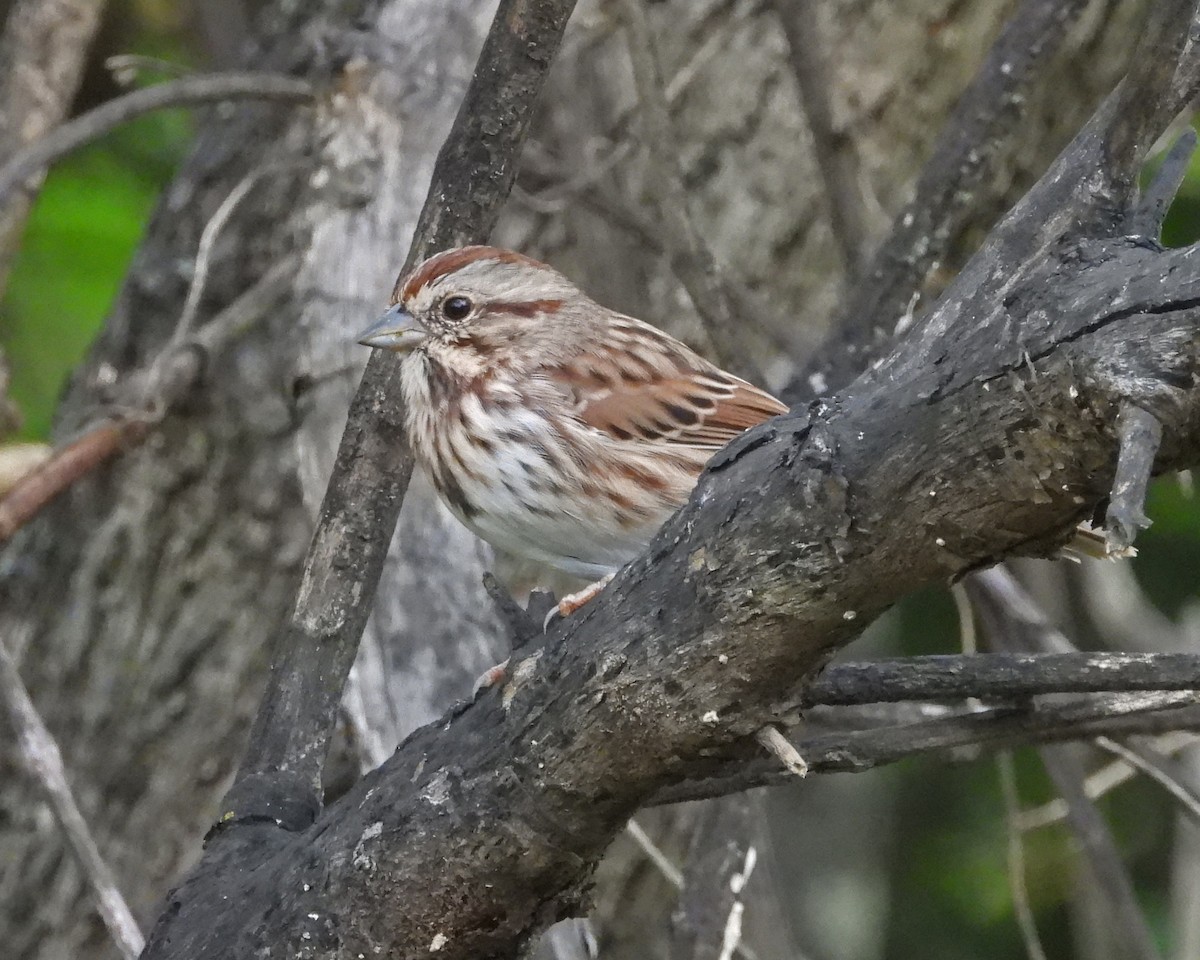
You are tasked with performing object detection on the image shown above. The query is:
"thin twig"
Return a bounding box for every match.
[755,725,808,776]
[651,692,1200,804]
[227,0,579,811]
[770,0,868,276]
[1095,736,1200,827]
[0,72,316,205]
[616,0,764,382]
[0,422,141,543]
[0,257,295,544]
[625,818,684,888]
[670,795,757,960]
[1039,745,1161,960]
[974,567,1161,960]
[997,751,1050,960]
[0,637,144,960]
[105,53,193,86]
[171,167,269,350]
[1017,731,1199,829]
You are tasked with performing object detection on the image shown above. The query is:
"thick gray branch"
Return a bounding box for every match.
[140,5,1200,959]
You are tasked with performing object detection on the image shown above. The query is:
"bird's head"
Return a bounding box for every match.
[357,246,582,358]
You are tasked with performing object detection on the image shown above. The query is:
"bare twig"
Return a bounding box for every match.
[170,168,269,350]
[105,53,193,86]
[770,0,868,276]
[787,0,1092,397]
[0,637,144,960]
[227,0,579,811]
[1104,403,1163,551]
[1039,745,1160,960]
[1129,128,1199,238]
[1018,732,1199,830]
[625,818,684,889]
[973,568,1161,960]
[806,652,1200,706]
[1095,736,1200,827]
[0,257,295,544]
[651,692,1200,804]
[670,795,757,960]
[755,725,807,776]
[616,0,763,382]
[0,72,316,205]
[997,751,1050,960]
[0,422,141,543]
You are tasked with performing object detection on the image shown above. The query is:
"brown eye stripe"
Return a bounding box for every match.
[478,299,565,318]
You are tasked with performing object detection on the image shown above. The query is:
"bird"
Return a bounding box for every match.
[357,245,787,620]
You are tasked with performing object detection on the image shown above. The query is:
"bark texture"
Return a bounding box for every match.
[0,1,500,956]
[0,1,1163,959]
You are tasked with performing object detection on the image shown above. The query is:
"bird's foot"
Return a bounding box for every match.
[543,573,615,631]
[472,658,511,696]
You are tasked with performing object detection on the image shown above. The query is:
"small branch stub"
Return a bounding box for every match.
[755,724,808,777]
[1105,402,1163,552]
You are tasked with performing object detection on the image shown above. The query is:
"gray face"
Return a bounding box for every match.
[356,249,583,354]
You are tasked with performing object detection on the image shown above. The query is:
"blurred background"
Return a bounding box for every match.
[2,2,1200,959]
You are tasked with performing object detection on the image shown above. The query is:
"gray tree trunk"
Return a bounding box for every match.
[0,0,1147,957]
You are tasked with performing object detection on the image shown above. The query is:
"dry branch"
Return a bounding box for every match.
[0,72,316,205]
[137,2,1200,958]
[0,638,143,960]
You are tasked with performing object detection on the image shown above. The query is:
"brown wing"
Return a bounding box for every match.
[550,314,787,449]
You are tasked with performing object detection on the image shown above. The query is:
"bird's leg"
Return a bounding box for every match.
[472,658,511,695]
[544,573,615,631]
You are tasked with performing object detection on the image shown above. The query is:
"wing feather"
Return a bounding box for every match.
[549,315,787,449]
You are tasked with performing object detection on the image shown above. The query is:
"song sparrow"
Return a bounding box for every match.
[358,245,787,615]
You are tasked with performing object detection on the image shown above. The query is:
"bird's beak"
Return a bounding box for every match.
[357,304,424,352]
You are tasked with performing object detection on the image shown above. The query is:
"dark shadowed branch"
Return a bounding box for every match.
[225,0,579,811]
[138,4,1200,959]
[651,692,1200,804]
[807,652,1200,706]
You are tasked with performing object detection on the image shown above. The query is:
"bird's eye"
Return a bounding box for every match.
[441,296,472,321]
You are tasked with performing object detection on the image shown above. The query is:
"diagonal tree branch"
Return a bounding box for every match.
[227,0,579,813]
[0,635,144,960]
[139,4,1200,959]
